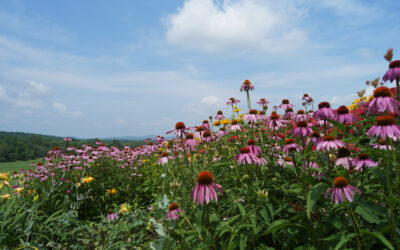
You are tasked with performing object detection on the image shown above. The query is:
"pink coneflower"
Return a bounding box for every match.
[63,137,72,142]
[240,79,255,92]
[283,108,295,120]
[313,102,336,120]
[167,122,190,137]
[266,113,287,130]
[256,154,268,166]
[244,109,260,123]
[371,139,394,150]
[283,138,302,154]
[166,202,184,220]
[192,171,223,206]
[325,177,361,204]
[383,60,400,82]
[158,153,170,165]
[294,109,308,122]
[353,153,378,171]
[366,115,400,140]
[202,130,214,142]
[302,94,314,104]
[277,156,294,168]
[291,121,313,138]
[336,106,357,124]
[316,136,345,152]
[234,147,260,165]
[247,140,261,155]
[194,126,205,139]
[229,119,242,132]
[216,128,228,137]
[366,86,400,114]
[202,120,210,130]
[227,97,240,105]
[257,98,270,110]
[279,99,295,111]
[185,133,197,151]
[215,110,225,120]
[335,147,354,170]
[107,210,118,221]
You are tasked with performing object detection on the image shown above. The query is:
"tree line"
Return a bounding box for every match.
[0,131,144,162]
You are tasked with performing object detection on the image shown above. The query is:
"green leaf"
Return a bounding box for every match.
[334,233,357,250]
[355,202,385,224]
[237,203,246,218]
[306,183,326,219]
[261,219,292,236]
[360,230,394,250]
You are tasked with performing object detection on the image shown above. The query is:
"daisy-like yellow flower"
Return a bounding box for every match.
[0,173,10,180]
[234,108,241,113]
[213,121,221,126]
[221,119,231,125]
[1,193,10,200]
[81,176,95,184]
[119,203,129,214]
[106,188,117,195]
[15,187,24,194]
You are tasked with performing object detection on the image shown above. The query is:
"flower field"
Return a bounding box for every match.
[1,53,400,249]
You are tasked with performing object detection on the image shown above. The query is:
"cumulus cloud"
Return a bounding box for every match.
[26,80,50,94]
[0,81,48,110]
[165,0,307,53]
[53,102,84,118]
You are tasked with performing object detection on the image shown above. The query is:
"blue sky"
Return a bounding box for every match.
[0,0,399,138]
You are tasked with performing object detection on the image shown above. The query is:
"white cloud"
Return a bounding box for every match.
[165,0,307,53]
[53,102,84,118]
[26,80,49,94]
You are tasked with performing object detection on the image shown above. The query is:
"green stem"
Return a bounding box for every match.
[349,206,361,250]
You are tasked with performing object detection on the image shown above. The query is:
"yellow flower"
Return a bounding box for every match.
[234,108,241,113]
[106,188,117,195]
[233,105,238,109]
[15,187,24,194]
[119,203,129,214]
[1,193,10,200]
[75,182,81,188]
[81,176,95,184]
[221,119,231,125]
[0,173,10,180]
[34,195,39,201]
[213,121,221,126]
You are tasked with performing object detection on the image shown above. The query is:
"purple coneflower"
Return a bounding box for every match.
[256,154,268,166]
[279,99,295,111]
[192,171,223,206]
[202,120,211,130]
[291,121,313,138]
[227,97,240,105]
[244,109,260,123]
[107,210,118,221]
[240,79,255,92]
[313,102,336,120]
[294,109,308,122]
[316,136,345,152]
[353,153,378,171]
[229,119,242,132]
[283,138,302,154]
[302,94,314,104]
[366,86,400,114]
[215,110,225,121]
[216,128,228,137]
[185,133,197,151]
[158,153,170,165]
[166,202,184,220]
[202,130,214,142]
[335,148,354,170]
[336,106,357,124]
[325,177,361,204]
[366,115,400,140]
[257,98,270,111]
[167,122,190,137]
[266,113,287,130]
[307,131,322,146]
[383,60,400,82]
[234,147,260,165]
[194,126,205,139]
[247,140,261,155]
[277,156,294,168]
[371,139,394,150]
[283,108,295,120]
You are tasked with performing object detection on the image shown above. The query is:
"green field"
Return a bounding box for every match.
[0,158,41,173]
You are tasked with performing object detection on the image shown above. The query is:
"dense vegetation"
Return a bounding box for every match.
[0,131,144,162]
[1,51,400,249]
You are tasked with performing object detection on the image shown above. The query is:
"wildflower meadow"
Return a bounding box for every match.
[2,49,400,249]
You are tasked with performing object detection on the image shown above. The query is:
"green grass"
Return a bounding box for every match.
[0,158,41,173]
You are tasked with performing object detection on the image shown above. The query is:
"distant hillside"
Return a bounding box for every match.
[0,131,145,163]
[102,135,157,140]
